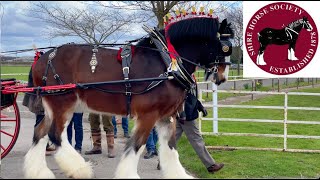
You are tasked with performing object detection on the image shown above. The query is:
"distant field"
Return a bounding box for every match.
[1,65,30,81]
[180,86,320,178]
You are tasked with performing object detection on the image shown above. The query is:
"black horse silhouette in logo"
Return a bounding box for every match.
[256,16,313,65]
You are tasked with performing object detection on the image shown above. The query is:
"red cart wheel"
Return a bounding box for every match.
[1,94,21,159]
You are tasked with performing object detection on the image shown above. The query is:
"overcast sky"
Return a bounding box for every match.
[0,1,149,56]
[0,1,240,57]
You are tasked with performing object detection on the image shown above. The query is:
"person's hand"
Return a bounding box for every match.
[178,116,186,124]
[201,109,208,117]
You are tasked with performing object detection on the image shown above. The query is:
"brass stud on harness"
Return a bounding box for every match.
[222,45,229,53]
[90,47,98,73]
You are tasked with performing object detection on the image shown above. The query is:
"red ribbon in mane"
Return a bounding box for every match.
[164,22,180,62]
[32,51,43,68]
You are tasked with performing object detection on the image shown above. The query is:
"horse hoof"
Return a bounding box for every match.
[257,62,267,65]
[69,161,93,179]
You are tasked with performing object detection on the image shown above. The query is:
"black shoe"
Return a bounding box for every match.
[207,163,224,173]
[124,133,130,138]
[75,149,81,154]
[144,151,156,159]
[157,160,161,170]
[114,134,117,138]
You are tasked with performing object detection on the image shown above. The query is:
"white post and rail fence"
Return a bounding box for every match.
[199,84,320,153]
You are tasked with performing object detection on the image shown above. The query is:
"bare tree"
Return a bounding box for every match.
[97,1,226,29]
[223,3,243,74]
[29,2,141,44]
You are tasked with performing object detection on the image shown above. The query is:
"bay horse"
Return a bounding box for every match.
[256,16,313,65]
[23,16,233,179]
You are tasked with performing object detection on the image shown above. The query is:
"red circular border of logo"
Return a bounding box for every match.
[245,2,318,75]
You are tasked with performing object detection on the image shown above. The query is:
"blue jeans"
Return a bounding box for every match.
[146,127,158,153]
[112,116,129,135]
[35,114,45,127]
[67,113,83,150]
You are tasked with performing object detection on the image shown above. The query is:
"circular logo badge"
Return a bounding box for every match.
[222,45,229,53]
[245,2,318,75]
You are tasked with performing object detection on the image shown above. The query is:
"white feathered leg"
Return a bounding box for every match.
[54,121,93,178]
[156,118,193,179]
[24,135,55,179]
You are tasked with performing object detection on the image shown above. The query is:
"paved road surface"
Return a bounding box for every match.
[1,95,162,179]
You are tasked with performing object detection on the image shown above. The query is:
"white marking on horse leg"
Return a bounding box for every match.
[257,52,267,65]
[114,145,145,178]
[156,118,193,179]
[42,98,53,120]
[291,49,298,60]
[288,49,292,60]
[54,120,93,178]
[24,135,55,179]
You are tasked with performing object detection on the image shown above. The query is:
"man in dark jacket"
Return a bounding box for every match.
[158,85,224,173]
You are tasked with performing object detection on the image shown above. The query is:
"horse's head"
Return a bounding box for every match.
[203,18,234,85]
[165,16,233,86]
[302,16,313,32]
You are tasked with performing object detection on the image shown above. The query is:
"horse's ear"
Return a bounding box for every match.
[222,19,227,25]
[303,16,308,21]
[219,19,227,33]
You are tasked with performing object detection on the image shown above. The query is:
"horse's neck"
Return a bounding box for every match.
[292,24,303,33]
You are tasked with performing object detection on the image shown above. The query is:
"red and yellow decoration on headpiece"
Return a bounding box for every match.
[163,7,218,71]
[163,7,217,28]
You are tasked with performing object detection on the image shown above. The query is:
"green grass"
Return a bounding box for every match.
[195,69,243,82]
[177,137,320,178]
[0,65,30,81]
[182,86,320,178]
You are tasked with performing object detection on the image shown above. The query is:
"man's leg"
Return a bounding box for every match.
[102,115,115,158]
[85,113,102,155]
[35,114,45,127]
[181,120,223,172]
[67,120,73,145]
[73,113,83,152]
[144,128,156,159]
[122,117,130,138]
[112,116,118,138]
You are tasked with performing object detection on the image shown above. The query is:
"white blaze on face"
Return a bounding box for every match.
[223,56,230,81]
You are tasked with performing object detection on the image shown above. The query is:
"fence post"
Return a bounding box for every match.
[206,83,209,98]
[251,80,254,100]
[286,78,288,86]
[278,78,280,92]
[297,78,299,89]
[212,83,218,134]
[199,90,203,133]
[272,79,274,90]
[283,92,288,151]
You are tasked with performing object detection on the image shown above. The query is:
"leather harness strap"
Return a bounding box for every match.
[42,48,64,86]
[120,44,133,116]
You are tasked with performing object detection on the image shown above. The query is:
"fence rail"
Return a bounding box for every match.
[199,85,320,153]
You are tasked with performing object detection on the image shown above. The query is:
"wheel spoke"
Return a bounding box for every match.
[1,118,17,122]
[1,130,14,137]
[1,144,6,151]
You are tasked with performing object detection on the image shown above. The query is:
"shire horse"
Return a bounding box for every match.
[23,15,233,179]
[256,16,313,65]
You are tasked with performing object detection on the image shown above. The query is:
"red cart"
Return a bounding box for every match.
[1,79,25,159]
